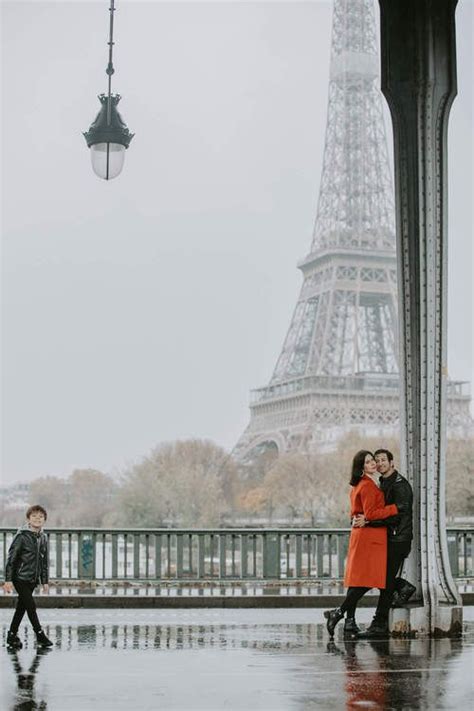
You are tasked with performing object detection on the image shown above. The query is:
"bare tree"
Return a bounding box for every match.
[27,470,116,526]
[28,476,68,525]
[67,469,117,526]
[118,439,237,527]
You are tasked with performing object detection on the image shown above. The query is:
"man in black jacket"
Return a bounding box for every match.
[4,505,53,649]
[354,449,416,638]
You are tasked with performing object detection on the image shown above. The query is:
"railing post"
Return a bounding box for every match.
[209,534,215,577]
[316,533,324,578]
[56,533,63,580]
[111,533,118,580]
[177,534,184,578]
[154,534,162,580]
[295,535,302,578]
[67,533,73,579]
[337,534,348,579]
[123,534,128,578]
[133,534,140,579]
[241,535,248,578]
[263,532,280,579]
[198,534,205,578]
[78,532,95,580]
[219,534,226,579]
[2,532,7,578]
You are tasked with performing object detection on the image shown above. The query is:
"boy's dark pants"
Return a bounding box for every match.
[375,541,412,622]
[10,581,42,633]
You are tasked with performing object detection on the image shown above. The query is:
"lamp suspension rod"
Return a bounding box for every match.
[106,0,116,125]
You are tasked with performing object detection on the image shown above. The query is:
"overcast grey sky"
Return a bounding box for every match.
[1,1,473,485]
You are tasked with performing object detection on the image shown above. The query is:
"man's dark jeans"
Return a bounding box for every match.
[10,580,42,634]
[375,541,412,622]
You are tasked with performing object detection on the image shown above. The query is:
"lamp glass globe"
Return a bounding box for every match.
[90,142,125,180]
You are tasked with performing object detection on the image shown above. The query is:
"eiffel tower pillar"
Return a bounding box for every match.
[379,0,462,635]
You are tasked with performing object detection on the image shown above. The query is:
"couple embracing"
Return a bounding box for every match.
[325,448,415,640]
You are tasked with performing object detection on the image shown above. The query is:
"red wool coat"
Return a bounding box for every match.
[344,476,398,589]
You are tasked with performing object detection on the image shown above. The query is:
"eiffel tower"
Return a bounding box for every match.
[234,0,471,461]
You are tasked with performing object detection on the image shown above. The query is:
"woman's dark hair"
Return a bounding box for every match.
[26,504,47,520]
[350,450,374,486]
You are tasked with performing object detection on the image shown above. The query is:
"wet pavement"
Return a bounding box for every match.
[1,608,473,710]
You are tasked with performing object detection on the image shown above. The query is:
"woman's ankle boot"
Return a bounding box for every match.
[324,608,344,638]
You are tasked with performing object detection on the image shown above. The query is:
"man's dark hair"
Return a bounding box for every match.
[26,504,48,520]
[350,450,374,486]
[374,448,394,462]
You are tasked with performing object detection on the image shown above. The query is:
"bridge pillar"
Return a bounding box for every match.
[378,0,462,635]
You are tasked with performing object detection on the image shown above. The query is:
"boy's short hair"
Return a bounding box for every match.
[374,448,394,462]
[26,504,48,520]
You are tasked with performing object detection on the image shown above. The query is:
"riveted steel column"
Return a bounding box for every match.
[378,0,462,635]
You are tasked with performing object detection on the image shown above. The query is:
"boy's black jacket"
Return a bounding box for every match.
[5,526,49,584]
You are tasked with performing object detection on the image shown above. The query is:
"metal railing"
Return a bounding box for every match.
[0,527,471,582]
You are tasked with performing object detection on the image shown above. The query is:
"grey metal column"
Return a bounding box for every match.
[378,0,462,635]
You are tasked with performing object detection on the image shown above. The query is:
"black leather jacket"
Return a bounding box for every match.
[369,470,413,543]
[5,526,49,584]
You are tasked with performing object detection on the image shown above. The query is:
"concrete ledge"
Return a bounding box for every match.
[0,592,472,608]
[0,595,357,609]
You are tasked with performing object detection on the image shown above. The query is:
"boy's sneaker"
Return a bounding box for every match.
[6,631,23,649]
[35,629,53,647]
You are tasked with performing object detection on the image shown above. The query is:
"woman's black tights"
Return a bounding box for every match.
[340,586,371,618]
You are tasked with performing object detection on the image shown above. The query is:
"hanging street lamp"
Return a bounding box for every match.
[83,0,134,180]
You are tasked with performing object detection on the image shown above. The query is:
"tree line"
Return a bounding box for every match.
[1,435,472,528]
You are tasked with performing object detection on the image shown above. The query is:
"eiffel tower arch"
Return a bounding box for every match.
[234,0,471,462]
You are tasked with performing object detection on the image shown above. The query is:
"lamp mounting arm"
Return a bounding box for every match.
[106,0,116,123]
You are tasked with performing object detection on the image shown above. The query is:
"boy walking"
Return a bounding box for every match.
[4,505,53,648]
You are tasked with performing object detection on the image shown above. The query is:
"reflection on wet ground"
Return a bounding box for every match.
[1,609,473,710]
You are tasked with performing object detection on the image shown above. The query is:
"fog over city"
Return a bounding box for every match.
[1,0,472,485]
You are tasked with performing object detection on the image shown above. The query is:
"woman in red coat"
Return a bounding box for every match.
[324,450,398,639]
